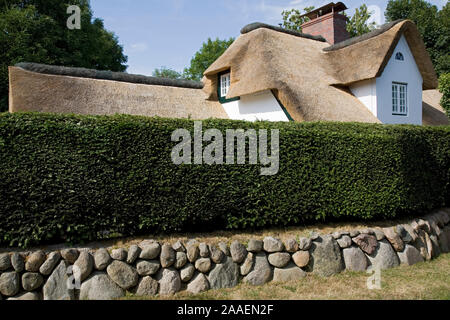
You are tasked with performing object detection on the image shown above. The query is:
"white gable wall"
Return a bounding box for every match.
[349,79,377,117]
[376,35,423,125]
[221,90,289,122]
[350,35,423,125]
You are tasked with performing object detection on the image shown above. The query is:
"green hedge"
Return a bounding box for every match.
[0,112,449,247]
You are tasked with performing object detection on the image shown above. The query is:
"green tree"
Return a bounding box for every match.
[281,5,376,37]
[281,6,315,32]
[0,0,128,111]
[385,0,449,76]
[439,73,450,118]
[345,4,377,37]
[183,37,234,81]
[152,67,182,79]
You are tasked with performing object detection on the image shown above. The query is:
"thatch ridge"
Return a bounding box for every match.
[323,20,403,51]
[240,22,327,42]
[15,62,204,89]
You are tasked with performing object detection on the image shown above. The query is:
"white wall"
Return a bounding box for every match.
[350,35,423,125]
[221,90,290,122]
[350,79,377,117]
[376,35,423,125]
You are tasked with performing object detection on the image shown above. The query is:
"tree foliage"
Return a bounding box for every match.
[281,6,315,32]
[281,4,376,37]
[385,0,449,76]
[345,4,377,37]
[0,0,128,111]
[183,37,234,81]
[152,67,182,79]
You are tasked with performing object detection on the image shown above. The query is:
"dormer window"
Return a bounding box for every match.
[217,70,239,104]
[220,72,230,97]
[395,52,404,61]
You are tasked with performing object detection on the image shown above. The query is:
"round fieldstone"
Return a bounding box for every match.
[332,231,343,239]
[397,244,424,265]
[349,230,360,238]
[230,241,247,263]
[298,237,312,250]
[80,272,124,300]
[218,242,230,256]
[0,253,11,271]
[126,245,141,264]
[284,238,299,253]
[273,262,306,283]
[186,241,200,263]
[195,258,212,273]
[0,272,20,296]
[110,248,127,261]
[342,246,368,272]
[22,272,44,291]
[383,227,404,252]
[74,251,94,282]
[247,239,263,252]
[106,260,139,290]
[352,234,378,255]
[244,253,272,286]
[43,261,74,300]
[372,229,386,241]
[263,237,284,253]
[175,252,188,269]
[268,252,291,268]
[240,252,254,276]
[133,276,159,297]
[396,225,413,243]
[61,248,79,264]
[306,235,344,276]
[11,253,24,272]
[337,235,352,248]
[136,259,160,276]
[172,240,186,252]
[199,243,210,258]
[139,242,161,260]
[366,239,400,270]
[7,292,41,300]
[180,263,195,282]
[208,256,240,289]
[39,251,61,276]
[158,268,181,296]
[94,248,111,270]
[160,244,176,268]
[187,273,210,294]
[209,244,225,264]
[25,250,46,272]
[292,250,309,268]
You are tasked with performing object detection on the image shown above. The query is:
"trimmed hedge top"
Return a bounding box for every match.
[0,112,449,247]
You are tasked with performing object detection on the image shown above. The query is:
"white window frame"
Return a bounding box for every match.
[392,82,408,116]
[220,73,231,98]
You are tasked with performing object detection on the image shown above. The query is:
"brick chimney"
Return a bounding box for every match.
[300,2,350,45]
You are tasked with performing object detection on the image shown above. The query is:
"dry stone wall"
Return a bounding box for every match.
[0,209,449,300]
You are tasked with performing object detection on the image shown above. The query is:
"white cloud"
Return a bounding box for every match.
[129,42,149,53]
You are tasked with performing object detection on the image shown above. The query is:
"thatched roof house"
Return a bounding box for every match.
[8,2,448,125]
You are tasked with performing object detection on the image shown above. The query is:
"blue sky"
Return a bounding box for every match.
[90,0,447,76]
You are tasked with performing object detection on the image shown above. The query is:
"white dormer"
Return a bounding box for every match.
[350,35,423,125]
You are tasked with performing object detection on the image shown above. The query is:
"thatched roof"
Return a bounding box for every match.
[324,20,438,89]
[15,62,204,89]
[241,22,327,42]
[9,66,227,120]
[203,19,438,123]
[422,90,449,126]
